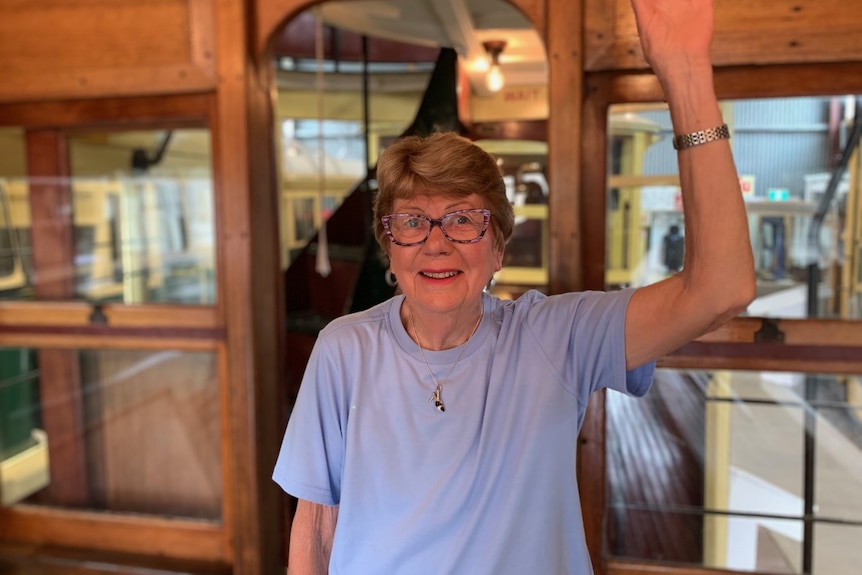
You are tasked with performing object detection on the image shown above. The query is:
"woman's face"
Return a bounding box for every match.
[387,193,503,319]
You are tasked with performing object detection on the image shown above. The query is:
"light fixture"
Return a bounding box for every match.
[482,40,506,93]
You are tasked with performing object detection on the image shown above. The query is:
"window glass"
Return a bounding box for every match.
[0,128,29,299]
[276,66,427,268]
[606,368,862,573]
[814,523,862,575]
[709,514,803,573]
[607,96,862,320]
[0,129,216,304]
[815,397,862,522]
[279,119,365,262]
[610,507,804,572]
[482,140,549,297]
[0,347,221,520]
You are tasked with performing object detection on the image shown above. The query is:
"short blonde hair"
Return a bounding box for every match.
[373,132,514,252]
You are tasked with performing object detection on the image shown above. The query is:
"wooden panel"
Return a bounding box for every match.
[581,74,611,291]
[577,81,613,575]
[214,0,285,572]
[35,350,89,506]
[579,391,606,575]
[0,302,219,329]
[0,0,215,102]
[657,316,862,373]
[543,306,862,372]
[254,0,303,57]
[0,95,211,130]
[26,131,75,299]
[23,130,90,507]
[0,507,226,562]
[0,333,219,351]
[215,345,234,564]
[0,541,231,575]
[696,316,862,346]
[585,0,862,72]
[583,0,619,74]
[662,346,862,375]
[546,0,585,295]
[595,62,862,107]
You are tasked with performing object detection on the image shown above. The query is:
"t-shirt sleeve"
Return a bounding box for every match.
[624,360,654,398]
[525,288,654,398]
[272,336,346,506]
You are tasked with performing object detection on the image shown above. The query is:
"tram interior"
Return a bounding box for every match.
[1,0,861,573]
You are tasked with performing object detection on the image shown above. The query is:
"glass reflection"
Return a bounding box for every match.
[814,523,862,575]
[607,368,862,573]
[607,96,862,320]
[815,402,862,522]
[0,347,221,520]
[0,128,29,300]
[0,129,216,304]
[0,179,30,298]
[488,144,550,295]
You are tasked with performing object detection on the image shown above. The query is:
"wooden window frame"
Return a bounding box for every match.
[579,62,862,575]
[0,94,238,564]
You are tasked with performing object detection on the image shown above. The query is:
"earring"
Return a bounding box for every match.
[385,269,397,287]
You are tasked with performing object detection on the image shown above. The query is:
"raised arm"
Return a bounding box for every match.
[288,499,338,575]
[624,0,756,369]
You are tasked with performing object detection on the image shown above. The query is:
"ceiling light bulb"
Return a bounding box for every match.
[481,40,507,94]
[485,63,504,93]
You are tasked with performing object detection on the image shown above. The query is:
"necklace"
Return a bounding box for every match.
[409,307,483,413]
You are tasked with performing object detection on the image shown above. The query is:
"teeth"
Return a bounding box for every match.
[423,271,458,279]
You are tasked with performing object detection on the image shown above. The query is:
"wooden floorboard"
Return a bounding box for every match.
[606,370,706,564]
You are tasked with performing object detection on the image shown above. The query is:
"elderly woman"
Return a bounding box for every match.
[274,0,755,573]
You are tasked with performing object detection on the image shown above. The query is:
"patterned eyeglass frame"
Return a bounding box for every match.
[381,208,491,247]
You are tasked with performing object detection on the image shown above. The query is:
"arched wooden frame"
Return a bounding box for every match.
[252,1,581,571]
[253,0,584,295]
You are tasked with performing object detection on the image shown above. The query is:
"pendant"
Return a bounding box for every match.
[430,384,446,412]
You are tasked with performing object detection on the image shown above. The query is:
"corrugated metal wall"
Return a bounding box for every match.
[633,96,836,199]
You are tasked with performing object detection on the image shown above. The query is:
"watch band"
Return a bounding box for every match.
[672,123,731,150]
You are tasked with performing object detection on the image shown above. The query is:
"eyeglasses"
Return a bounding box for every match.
[381,208,491,247]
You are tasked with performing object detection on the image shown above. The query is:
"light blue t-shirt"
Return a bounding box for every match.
[274,289,654,574]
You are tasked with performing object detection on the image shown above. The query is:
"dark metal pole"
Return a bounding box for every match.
[362,35,370,174]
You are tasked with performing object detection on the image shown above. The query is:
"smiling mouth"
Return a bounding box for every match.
[421,271,459,279]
